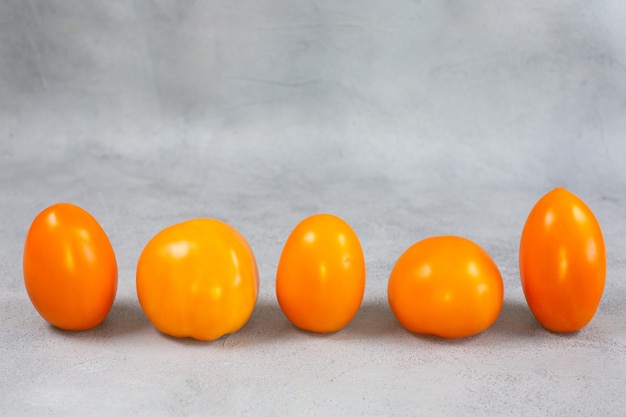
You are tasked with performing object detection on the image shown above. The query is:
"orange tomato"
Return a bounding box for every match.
[23,203,118,330]
[276,214,365,333]
[519,187,606,332]
[388,236,503,338]
[136,218,258,341]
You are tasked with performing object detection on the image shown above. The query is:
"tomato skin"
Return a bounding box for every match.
[388,236,503,339]
[276,214,366,333]
[519,187,606,333]
[136,219,258,341]
[23,203,118,331]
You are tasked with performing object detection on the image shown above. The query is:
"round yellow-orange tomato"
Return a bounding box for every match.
[388,236,503,338]
[276,214,365,333]
[136,218,258,341]
[23,203,118,330]
[519,187,606,332]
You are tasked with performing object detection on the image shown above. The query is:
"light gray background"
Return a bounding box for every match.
[1,1,626,415]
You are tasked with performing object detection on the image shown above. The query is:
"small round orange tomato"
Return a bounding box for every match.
[519,187,606,333]
[388,236,503,338]
[23,203,118,330]
[276,214,365,333]
[136,218,258,341]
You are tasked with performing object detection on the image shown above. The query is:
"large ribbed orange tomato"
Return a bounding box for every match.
[136,218,258,341]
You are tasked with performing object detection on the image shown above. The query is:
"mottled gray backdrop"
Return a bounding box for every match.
[1,1,626,415]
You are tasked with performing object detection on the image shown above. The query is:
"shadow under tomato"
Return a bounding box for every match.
[237,297,405,344]
[225,298,297,345]
[105,297,153,336]
[48,297,152,340]
[339,298,404,340]
[488,298,542,339]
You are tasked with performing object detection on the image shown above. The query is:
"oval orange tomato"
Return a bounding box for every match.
[519,187,606,332]
[23,203,118,330]
[276,214,366,333]
[136,218,259,341]
[388,236,503,338]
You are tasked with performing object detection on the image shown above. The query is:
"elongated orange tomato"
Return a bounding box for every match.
[276,214,365,333]
[136,218,259,341]
[388,236,503,338]
[519,187,606,332]
[23,203,118,330]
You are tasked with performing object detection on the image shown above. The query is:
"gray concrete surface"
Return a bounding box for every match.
[1,1,626,415]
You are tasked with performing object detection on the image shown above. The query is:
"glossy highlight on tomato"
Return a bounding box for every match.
[23,203,118,330]
[388,236,503,339]
[519,187,606,333]
[136,218,259,341]
[276,214,366,333]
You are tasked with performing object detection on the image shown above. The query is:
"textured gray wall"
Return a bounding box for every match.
[2,0,625,189]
